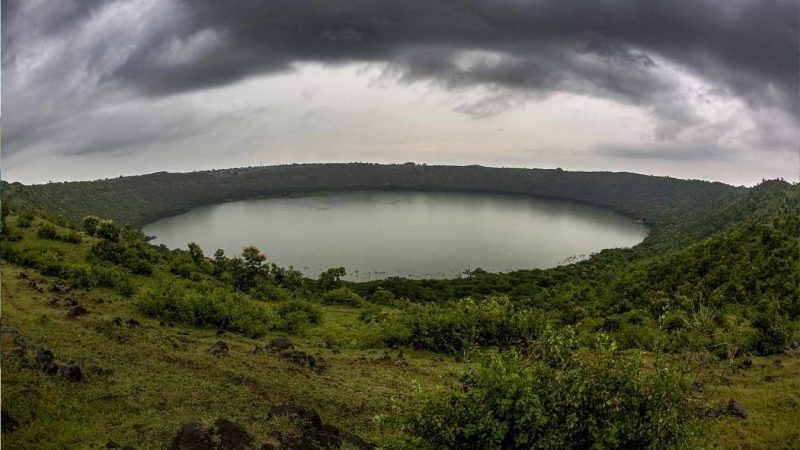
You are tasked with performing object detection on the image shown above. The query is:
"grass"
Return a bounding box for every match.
[1,261,461,448]
[2,222,799,448]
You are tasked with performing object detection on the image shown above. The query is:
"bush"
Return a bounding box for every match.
[136,282,272,337]
[116,277,137,298]
[250,282,291,302]
[275,300,322,332]
[37,223,59,240]
[381,296,543,354]
[66,264,93,289]
[321,287,364,307]
[405,328,698,449]
[369,287,396,305]
[60,230,82,243]
[751,313,791,355]
[17,211,34,228]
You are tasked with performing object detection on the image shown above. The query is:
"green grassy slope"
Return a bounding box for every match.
[1,221,798,449]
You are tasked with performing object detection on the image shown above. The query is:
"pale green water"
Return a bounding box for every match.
[143,191,648,280]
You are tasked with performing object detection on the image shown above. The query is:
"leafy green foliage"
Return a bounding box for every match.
[135,281,273,337]
[406,329,698,449]
[380,297,544,354]
[318,267,346,291]
[275,300,322,332]
[320,287,364,306]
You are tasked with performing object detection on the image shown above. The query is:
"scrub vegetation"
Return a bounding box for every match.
[1,165,798,449]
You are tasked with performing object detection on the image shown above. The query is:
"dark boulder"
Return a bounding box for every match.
[49,283,67,294]
[268,405,322,430]
[727,399,748,419]
[268,336,294,352]
[251,346,265,355]
[112,317,123,326]
[36,348,55,365]
[690,380,705,394]
[42,362,60,376]
[281,350,313,367]
[741,356,753,369]
[311,356,328,373]
[48,297,61,307]
[340,431,377,450]
[126,319,141,327]
[62,362,84,382]
[212,418,252,450]
[2,410,20,432]
[67,305,88,318]
[170,421,215,450]
[209,340,229,356]
[317,423,341,448]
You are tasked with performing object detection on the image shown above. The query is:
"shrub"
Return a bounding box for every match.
[37,223,59,240]
[82,215,101,236]
[17,211,34,228]
[359,304,388,324]
[96,219,120,242]
[66,264,93,289]
[321,287,364,306]
[750,313,791,355]
[405,328,698,449]
[116,277,136,298]
[60,230,82,243]
[136,282,272,337]
[381,296,543,354]
[275,300,322,332]
[370,287,396,305]
[250,282,291,302]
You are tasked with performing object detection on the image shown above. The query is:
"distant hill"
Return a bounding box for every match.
[3,163,749,248]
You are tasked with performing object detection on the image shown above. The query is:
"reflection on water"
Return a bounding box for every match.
[143,191,649,280]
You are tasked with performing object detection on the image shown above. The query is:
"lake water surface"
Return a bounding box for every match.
[143,191,648,280]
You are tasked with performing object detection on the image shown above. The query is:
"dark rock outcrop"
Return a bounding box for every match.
[213,418,252,450]
[170,421,216,450]
[267,336,294,352]
[67,305,88,318]
[209,340,229,357]
[62,362,84,382]
[727,399,748,419]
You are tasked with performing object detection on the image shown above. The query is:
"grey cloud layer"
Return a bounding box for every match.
[2,0,798,163]
[120,0,799,114]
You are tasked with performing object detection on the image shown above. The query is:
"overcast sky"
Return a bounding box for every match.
[2,0,798,186]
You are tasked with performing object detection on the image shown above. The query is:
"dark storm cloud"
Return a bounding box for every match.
[113,0,799,116]
[2,0,797,163]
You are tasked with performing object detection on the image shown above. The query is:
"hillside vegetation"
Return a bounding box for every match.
[4,163,746,248]
[1,166,798,449]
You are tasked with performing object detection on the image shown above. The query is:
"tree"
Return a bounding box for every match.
[318,267,346,291]
[82,215,101,236]
[96,219,120,242]
[213,249,228,277]
[231,245,268,292]
[187,242,204,265]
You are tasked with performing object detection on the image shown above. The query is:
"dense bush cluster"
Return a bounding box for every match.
[378,296,545,354]
[135,281,275,337]
[406,329,698,449]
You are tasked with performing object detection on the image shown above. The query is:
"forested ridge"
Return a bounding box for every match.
[4,163,746,248]
[1,165,798,449]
